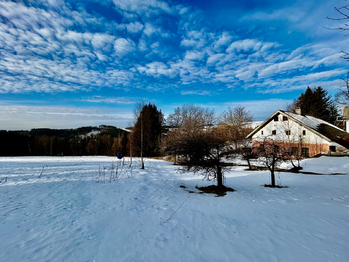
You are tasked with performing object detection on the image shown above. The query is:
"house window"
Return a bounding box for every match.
[330,146,336,152]
[259,144,265,151]
[291,147,298,156]
[301,148,309,157]
[283,116,288,121]
[273,116,279,121]
[303,130,306,136]
[285,130,291,135]
[272,130,276,135]
[274,145,279,153]
[261,131,264,135]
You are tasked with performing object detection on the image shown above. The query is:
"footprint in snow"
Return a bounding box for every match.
[87,235,97,240]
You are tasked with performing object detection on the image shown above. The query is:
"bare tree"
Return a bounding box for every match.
[166,107,182,164]
[240,140,257,170]
[219,106,253,151]
[328,5,349,104]
[253,137,290,187]
[166,105,235,191]
[327,5,349,59]
[335,72,349,105]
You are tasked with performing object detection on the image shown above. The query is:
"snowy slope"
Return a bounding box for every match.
[0,156,348,261]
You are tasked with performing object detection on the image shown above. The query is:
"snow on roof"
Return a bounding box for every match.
[283,111,344,132]
[282,111,349,148]
[247,110,349,147]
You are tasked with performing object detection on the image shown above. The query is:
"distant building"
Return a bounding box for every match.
[246,110,349,157]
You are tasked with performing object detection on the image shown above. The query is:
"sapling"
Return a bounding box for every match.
[38,167,44,178]
[103,167,106,183]
[115,162,119,180]
[110,163,115,182]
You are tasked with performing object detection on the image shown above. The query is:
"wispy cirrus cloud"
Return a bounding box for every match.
[80,96,136,104]
[0,0,346,95]
[0,104,132,129]
[181,90,212,96]
[0,0,347,129]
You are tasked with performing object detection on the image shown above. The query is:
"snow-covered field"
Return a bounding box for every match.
[0,156,348,262]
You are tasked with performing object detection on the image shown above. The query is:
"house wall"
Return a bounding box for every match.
[251,113,330,157]
[328,142,349,156]
[251,141,328,158]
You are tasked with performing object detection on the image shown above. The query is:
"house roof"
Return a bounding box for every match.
[246,110,349,149]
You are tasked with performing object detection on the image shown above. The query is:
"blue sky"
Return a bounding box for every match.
[0,0,348,130]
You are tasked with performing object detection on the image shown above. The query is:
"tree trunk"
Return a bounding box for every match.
[217,166,223,188]
[247,158,251,170]
[271,157,276,187]
[270,169,276,187]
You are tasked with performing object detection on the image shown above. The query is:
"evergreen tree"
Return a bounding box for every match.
[132,103,164,157]
[294,86,339,122]
[120,132,129,155]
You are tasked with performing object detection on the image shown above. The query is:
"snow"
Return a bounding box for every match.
[85,130,100,137]
[0,156,348,261]
[285,111,346,132]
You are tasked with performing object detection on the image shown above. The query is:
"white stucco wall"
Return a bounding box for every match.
[252,113,329,146]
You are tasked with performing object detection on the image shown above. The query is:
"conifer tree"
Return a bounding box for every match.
[293,86,339,122]
[131,103,164,158]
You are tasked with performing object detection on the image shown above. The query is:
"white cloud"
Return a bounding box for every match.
[244,8,306,23]
[81,96,136,104]
[184,50,205,61]
[0,0,346,100]
[138,62,176,78]
[181,90,212,96]
[226,39,260,53]
[91,33,115,52]
[113,38,135,56]
[126,21,144,34]
[213,32,234,51]
[206,53,224,66]
[290,70,347,83]
[0,105,132,130]
[223,99,294,121]
[143,23,162,37]
[180,30,208,49]
[112,0,175,18]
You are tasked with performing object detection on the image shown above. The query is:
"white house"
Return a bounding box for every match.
[246,110,349,157]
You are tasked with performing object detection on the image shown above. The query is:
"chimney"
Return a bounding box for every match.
[295,107,301,115]
[343,106,349,120]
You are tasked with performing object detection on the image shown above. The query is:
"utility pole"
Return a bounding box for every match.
[129,131,133,167]
[141,110,144,169]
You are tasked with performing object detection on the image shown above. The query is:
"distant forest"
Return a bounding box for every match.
[0,126,129,156]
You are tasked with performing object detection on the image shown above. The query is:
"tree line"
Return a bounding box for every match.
[0,126,129,157]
